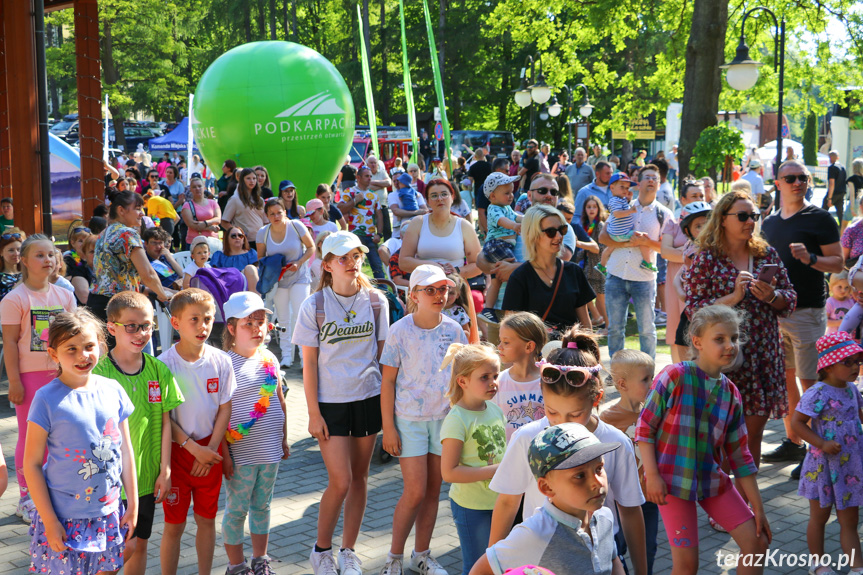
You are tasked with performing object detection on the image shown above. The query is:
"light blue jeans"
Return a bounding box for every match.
[450,499,493,575]
[606,274,657,359]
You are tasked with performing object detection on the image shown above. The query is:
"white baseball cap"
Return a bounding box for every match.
[483,172,521,198]
[321,230,369,258]
[409,264,457,291]
[223,292,272,321]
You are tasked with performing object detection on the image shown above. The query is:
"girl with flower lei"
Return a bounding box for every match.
[220,292,289,575]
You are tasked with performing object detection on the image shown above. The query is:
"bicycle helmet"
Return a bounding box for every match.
[680,201,713,236]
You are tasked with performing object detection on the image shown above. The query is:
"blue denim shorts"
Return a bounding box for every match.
[394,416,444,457]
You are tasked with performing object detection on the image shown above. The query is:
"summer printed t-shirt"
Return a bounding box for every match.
[0,283,76,373]
[292,287,389,403]
[28,375,134,519]
[344,187,381,237]
[92,222,145,296]
[486,204,519,244]
[827,296,854,333]
[226,349,285,466]
[93,354,185,497]
[440,401,506,510]
[158,344,236,441]
[380,314,466,421]
[490,369,543,442]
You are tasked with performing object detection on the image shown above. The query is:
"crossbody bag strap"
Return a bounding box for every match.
[542,262,565,322]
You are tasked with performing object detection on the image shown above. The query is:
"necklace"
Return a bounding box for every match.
[532,261,556,286]
[224,349,279,444]
[332,286,360,323]
[108,352,144,393]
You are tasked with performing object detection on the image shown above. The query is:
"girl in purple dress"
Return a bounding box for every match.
[791,331,863,575]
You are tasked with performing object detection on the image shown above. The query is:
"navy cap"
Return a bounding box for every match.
[397,173,413,187]
[279,180,295,191]
[609,173,637,187]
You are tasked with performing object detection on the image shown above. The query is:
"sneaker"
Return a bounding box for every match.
[791,461,802,480]
[226,561,254,575]
[408,550,447,575]
[251,556,276,575]
[479,308,499,324]
[653,314,666,327]
[338,548,363,575]
[280,354,293,369]
[15,497,26,518]
[310,548,340,575]
[380,555,404,575]
[20,499,35,524]
[639,260,659,272]
[762,438,806,462]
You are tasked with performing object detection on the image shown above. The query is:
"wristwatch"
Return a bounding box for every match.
[808,253,818,267]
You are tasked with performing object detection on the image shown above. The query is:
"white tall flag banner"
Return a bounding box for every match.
[187,94,195,185]
[103,95,109,162]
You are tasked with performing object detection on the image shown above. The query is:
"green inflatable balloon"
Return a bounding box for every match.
[193,41,355,203]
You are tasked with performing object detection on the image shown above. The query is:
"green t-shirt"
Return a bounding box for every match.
[0,216,13,234]
[93,353,184,497]
[440,401,507,510]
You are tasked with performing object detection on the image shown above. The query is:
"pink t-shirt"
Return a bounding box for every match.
[184,199,220,244]
[0,283,76,373]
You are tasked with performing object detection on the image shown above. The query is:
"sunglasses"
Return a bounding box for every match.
[536,360,602,387]
[73,227,91,234]
[111,321,153,334]
[781,174,809,184]
[337,254,364,266]
[725,211,761,222]
[229,233,245,239]
[541,225,569,239]
[1,233,22,241]
[840,357,863,368]
[416,285,450,297]
[532,187,559,197]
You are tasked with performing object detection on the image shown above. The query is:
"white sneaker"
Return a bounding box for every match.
[310,548,339,575]
[19,499,35,524]
[380,555,404,575]
[338,548,363,575]
[280,354,293,369]
[408,550,447,575]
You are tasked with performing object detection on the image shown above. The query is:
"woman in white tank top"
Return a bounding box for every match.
[400,179,482,280]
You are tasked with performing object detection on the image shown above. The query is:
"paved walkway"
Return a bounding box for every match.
[0,349,850,574]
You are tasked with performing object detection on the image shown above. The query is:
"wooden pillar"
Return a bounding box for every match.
[74,0,102,223]
[3,0,42,236]
[0,1,11,200]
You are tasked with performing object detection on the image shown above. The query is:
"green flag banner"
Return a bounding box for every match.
[398,0,419,163]
[357,3,379,159]
[422,0,452,175]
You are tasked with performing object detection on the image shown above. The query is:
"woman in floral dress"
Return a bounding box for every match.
[683,190,797,466]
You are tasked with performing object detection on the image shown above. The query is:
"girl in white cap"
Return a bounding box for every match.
[379,265,467,575]
[291,230,389,575]
[220,292,288,575]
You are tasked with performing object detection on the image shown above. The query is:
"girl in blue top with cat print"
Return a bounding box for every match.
[23,308,137,575]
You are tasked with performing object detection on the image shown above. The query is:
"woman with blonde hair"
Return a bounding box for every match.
[682,189,797,475]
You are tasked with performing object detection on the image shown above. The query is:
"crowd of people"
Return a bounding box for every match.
[0,141,863,575]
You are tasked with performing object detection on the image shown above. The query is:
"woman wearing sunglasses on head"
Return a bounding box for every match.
[501,203,595,339]
[682,190,797,499]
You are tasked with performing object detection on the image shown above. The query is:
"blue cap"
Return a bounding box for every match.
[609,173,637,187]
[279,180,295,191]
[396,173,413,187]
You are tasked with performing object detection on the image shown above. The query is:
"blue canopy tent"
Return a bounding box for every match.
[148,117,199,153]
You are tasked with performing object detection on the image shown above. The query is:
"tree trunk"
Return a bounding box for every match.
[257,0,267,39]
[101,19,126,152]
[438,0,445,74]
[380,0,389,124]
[269,0,277,39]
[622,140,633,166]
[291,0,298,41]
[362,0,371,68]
[496,30,511,130]
[678,0,730,178]
[47,23,61,118]
[243,8,252,43]
[282,0,289,40]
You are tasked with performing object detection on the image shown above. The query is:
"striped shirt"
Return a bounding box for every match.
[634,361,757,501]
[226,349,286,466]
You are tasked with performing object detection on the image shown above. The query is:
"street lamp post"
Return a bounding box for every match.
[720,6,785,178]
[547,83,593,156]
[513,54,551,140]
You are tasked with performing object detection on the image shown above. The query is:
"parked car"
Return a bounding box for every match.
[107,126,160,152]
[450,130,515,159]
[49,120,78,143]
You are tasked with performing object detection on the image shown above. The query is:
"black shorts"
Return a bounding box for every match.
[123,493,156,540]
[675,310,690,347]
[319,395,382,437]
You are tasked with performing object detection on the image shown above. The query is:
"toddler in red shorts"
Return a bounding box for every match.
[157,288,236,575]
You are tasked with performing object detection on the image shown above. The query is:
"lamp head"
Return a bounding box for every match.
[720,40,763,91]
[579,101,594,118]
[530,72,552,104]
[548,96,562,117]
[513,77,532,108]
